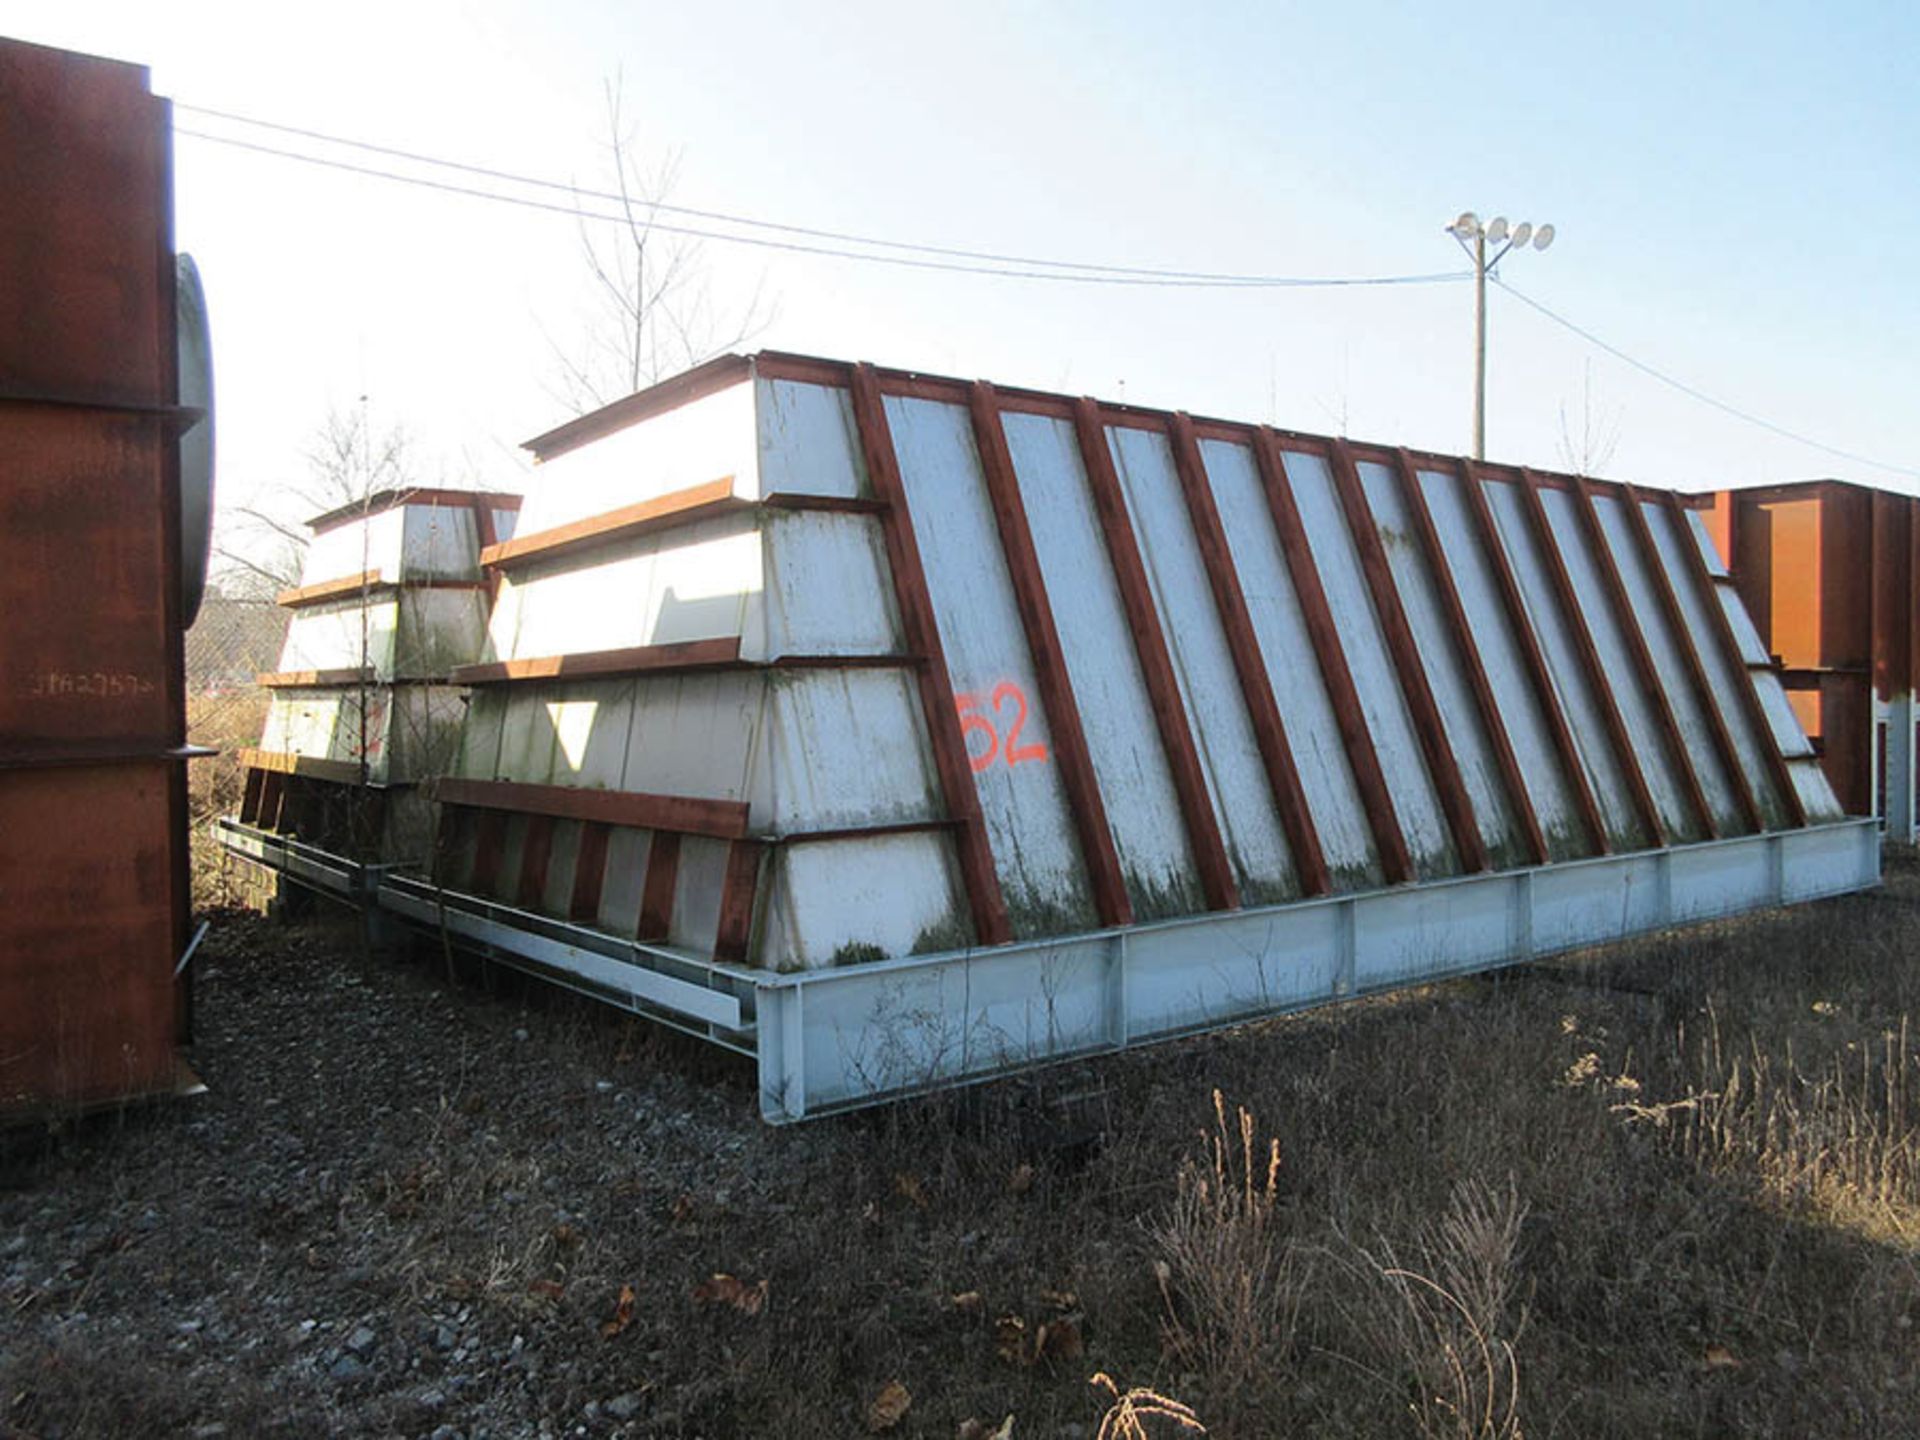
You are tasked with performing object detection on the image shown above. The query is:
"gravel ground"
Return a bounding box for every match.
[8,871,1920,1439]
[1,910,1134,1440]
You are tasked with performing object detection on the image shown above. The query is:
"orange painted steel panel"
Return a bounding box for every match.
[1764,500,1823,668]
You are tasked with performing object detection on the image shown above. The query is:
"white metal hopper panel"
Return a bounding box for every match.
[234,489,518,856]
[232,353,1873,1121]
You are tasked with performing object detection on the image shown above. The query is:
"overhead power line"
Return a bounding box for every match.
[1493,277,1920,482]
[173,104,1912,475]
[174,107,1469,291]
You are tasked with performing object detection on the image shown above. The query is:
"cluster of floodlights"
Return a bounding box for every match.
[1446,212,1555,255]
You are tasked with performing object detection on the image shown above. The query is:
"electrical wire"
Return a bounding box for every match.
[1493,276,1920,481]
[174,105,1910,472]
[174,107,1469,291]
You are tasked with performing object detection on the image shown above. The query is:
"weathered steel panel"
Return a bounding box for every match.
[0,411,175,746]
[756,509,900,659]
[496,514,761,660]
[669,836,731,955]
[763,668,943,833]
[1419,467,1583,859]
[1641,499,1794,826]
[1482,480,1649,849]
[760,834,970,969]
[1537,485,1701,842]
[1201,438,1381,889]
[754,377,869,501]
[881,395,1095,934]
[1285,450,1454,874]
[304,509,407,591]
[1000,411,1201,919]
[223,348,1872,1121]
[1358,461,1523,866]
[0,765,178,1112]
[1110,426,1298,903]
[1590,493,1744,831]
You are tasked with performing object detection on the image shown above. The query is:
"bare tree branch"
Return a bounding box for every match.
[547,75,776,416]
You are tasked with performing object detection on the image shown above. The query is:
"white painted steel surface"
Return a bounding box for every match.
[224,352,1877,1119]
[1416,467,1583,858]
[1202,438,1382,887]
[750,819,1879,1121]
[1002,412,1202,919]
[1290,452,1457,874]
[1112,426,1298,902]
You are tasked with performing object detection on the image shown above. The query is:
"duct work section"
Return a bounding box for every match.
[221,352,1879,1121]
[219,489,521,887]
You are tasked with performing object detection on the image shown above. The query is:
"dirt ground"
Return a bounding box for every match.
[5,854,1920,1439]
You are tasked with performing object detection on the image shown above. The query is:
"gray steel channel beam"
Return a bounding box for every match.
[215,817,366,898]
[750,819,1880,1122]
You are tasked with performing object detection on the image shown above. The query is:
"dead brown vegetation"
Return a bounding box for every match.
[5,855,1920,1437]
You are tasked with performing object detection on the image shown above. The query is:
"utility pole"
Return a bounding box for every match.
[1446,212,1555,460]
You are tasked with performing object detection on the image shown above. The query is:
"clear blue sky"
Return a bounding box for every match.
[5,0,1916,538]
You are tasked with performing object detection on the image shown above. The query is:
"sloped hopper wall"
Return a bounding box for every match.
[435,353,1856,981]
[234,489,521,866]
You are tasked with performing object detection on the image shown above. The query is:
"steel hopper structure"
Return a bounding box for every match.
[222,351,1878,1120]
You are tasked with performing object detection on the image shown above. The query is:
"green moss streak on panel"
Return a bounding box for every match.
[1542,818,1592,864]
[910,912,975,957]
[1123,868,1206,924]
[1000,882,1099,944]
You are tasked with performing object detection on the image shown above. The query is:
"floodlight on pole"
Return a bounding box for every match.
[1445,210,1556,460]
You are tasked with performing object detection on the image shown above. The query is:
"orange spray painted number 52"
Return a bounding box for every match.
[956,681,1049,775]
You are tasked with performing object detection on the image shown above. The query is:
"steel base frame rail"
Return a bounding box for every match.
[216,816,370,902]
[227,813,1878,1123]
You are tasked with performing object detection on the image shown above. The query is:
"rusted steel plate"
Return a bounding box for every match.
[0,764,178,1114]
[0,409,174,744]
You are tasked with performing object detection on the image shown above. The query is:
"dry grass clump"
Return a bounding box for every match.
[1339,1179,1528,1440]
[186,688,274,909]
[1150,1090,1306,1400]
[1622,1007,1920,1246]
